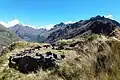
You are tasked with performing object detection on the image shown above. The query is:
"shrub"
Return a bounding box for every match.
[86,34,102,41]
[56,39,73,45]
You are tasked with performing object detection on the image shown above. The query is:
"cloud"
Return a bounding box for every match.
[0,19,20,28]
[22,24,40,29]
[38,21,76,30]
[39,24,55,30]
[0,19,54,30]
[22,21,75,30]
[104,14,120,22]
[64,21,75,24]
[0,19,76,30]
[22,24,54,30]
[104,14,113,19]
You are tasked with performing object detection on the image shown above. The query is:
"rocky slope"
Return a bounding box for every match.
[41,15,120,43]
[9,24,47,42]
[37,22,66,42]
[0,24,19,55]
[8,15,120,43]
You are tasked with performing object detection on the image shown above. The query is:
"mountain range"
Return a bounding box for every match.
[6,15,120,43]
[9,24,47,42]
[44,15,120,43]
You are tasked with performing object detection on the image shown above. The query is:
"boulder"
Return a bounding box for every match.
[43,44,51,48]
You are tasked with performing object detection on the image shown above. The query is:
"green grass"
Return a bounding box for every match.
[56,39,75,45]
[85,34,103,41]
[0,41,77,80]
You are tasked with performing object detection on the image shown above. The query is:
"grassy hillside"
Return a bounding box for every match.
[0,35,120,80]
[0,24,20,55]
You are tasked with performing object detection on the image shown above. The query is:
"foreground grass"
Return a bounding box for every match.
[0,41,76,80]
[0,36,120,80]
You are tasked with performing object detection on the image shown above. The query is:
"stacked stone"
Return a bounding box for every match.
[9,51,65,74]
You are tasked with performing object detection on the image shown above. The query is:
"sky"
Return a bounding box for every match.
[0,0,120,29]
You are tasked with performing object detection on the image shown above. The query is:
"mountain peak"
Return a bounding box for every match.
[54,22,66,28]
[14,24,23,27]
[59,22,65,25]
[90,15,104,20]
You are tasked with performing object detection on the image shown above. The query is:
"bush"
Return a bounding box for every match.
[86,34,101,41]
[56,39,73,45]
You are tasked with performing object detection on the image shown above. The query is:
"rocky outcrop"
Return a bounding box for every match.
[9,50,65,74]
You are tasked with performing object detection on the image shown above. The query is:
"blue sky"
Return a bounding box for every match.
[0,0,120,28]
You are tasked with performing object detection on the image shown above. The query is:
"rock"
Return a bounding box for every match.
[14,56,40,73]
[51,43,56,49]
[53,54,57,59]
[46,51,52,56]
[55,45,64,50]
[61,55,65,59]
[43,44,51,48]
[9,51,64,74]
[69,41,82,47]
[24,49,30,53]
[33,46,42,50]
[64,47,73,50]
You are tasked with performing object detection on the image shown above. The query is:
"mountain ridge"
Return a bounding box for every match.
[9,24,47,42]
[8,15,120,43]
[44,15,120,43]
[0,24,20,55]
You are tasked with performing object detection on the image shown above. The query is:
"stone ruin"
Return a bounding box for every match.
[8,49,65,74]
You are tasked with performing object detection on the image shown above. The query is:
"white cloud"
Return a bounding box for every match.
[22,24,39,29]
[104,14,113,19]
[0,21,8,27]
[0,19,20,28]
[0,19,54,30]
[39,24,55,30]
[22,24,54,30]
[64,21,75,24]
[41,21,75,30]
[23,21,75,30]
[0,19,76,30]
